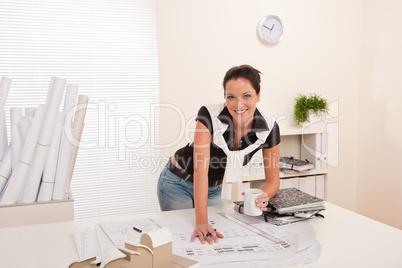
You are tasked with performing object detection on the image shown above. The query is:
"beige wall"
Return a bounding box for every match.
[357,0,402,229]
[157,0,402,228]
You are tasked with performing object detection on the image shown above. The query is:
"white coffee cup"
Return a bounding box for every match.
[243,188,263,216]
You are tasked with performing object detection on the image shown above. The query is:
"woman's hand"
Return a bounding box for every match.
[190,223,224,244]
[255,192,269,211]
[242,191,270,211]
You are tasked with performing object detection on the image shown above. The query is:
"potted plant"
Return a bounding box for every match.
[293,93,329,125]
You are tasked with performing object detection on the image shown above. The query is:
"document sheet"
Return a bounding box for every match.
[156,213,320,266]
[73,213,320,266]
[100,218,161,246]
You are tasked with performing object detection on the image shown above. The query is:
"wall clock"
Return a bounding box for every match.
[257,15,284,45]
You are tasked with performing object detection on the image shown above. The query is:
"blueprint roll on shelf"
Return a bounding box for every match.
[21,77,66,204]
[64,94,89,199]
[0,105,44,205]
[53,94,88,200]
[38,83,78,202]
[0,147,11,193]
[0,76,11,161]
[10,107,22,170]
[37,112,64,202]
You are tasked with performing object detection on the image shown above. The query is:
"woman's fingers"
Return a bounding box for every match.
[256,192,270,210]
[190,232,197,242]
[204,233,213,244]
[190,230,207,244]
[216,230,224,239]
[191,230,223,244]
[208,229,222,243]
[191,225,224,244]
[198,231,208,244]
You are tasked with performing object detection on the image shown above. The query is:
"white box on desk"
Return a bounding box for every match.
[0,195,74,228]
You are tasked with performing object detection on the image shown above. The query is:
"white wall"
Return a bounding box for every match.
[357,0,402,229]
[157,0,363,212]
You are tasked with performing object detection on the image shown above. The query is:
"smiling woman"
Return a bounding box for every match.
[157,64,281,245]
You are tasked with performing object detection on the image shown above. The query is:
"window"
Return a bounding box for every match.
[0,0,159,219]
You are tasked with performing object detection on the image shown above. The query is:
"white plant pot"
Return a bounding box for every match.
[308,111,324,123]
[297,111,325,126]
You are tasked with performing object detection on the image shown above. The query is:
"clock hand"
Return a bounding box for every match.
[263,24,275,32]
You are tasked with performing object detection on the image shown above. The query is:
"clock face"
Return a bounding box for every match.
[257,15,283,45]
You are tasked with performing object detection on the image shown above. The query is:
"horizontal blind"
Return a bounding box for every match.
[0,0,159,219]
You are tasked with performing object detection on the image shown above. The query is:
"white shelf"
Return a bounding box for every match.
[241,169,328,182]
[0,196,74,228]
[280,124,326,136]
[280,169,328,178]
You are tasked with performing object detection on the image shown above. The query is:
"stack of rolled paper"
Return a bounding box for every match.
[0,76,88,205]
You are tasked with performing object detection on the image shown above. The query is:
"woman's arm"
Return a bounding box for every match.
[256,143,280,210]
[190,120,223,244]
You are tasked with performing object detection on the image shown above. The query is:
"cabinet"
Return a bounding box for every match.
[231,123,328,202]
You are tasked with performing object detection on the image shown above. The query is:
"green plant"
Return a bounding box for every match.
[293,93,329,125]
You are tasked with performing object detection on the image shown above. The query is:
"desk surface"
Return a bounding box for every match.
[0,202,401,268]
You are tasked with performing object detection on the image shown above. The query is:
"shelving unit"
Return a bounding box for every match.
[231,122,329,202]
[0,195,74,228]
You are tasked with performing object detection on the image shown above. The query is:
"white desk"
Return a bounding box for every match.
[0,202,401,268]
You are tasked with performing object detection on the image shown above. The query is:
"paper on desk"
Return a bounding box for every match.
[230,212,317,251]
[85,226,101,261]
[100,218,161,246]
[73,229,86,260]
[95,225,115,259]
[156,213,299,266]
[279,221,317,251]
[73,225,115,263]
[207,213,320,266]
[202,241,321,268]
[73,226,103,262]
[229,212,316,251]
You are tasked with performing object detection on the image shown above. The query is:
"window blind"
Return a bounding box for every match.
[0,0,159,219]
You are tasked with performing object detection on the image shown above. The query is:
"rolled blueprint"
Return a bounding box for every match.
[0,110,8,160]
[25,107,36,118]
[53,95,87,200]
[65,95,88,198]
[21,77,66,203]
[18,108,35,146]
[0,146,11,193]
[60,84,79,199]
[52,124,74,200]
[52,85,79,200]
[0,76,11,107]
[0,76,11,161]
[37,112,64,202]
[0,105,44,205]
[63,84,79,129]
[10,108,23,171]
[44,77,54,111]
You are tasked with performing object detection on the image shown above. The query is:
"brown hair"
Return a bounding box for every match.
[222,64,262,95]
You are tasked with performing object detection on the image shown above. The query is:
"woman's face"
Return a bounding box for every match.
[225,77,260,128]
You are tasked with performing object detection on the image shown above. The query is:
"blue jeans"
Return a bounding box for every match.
[157,165,227,211]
